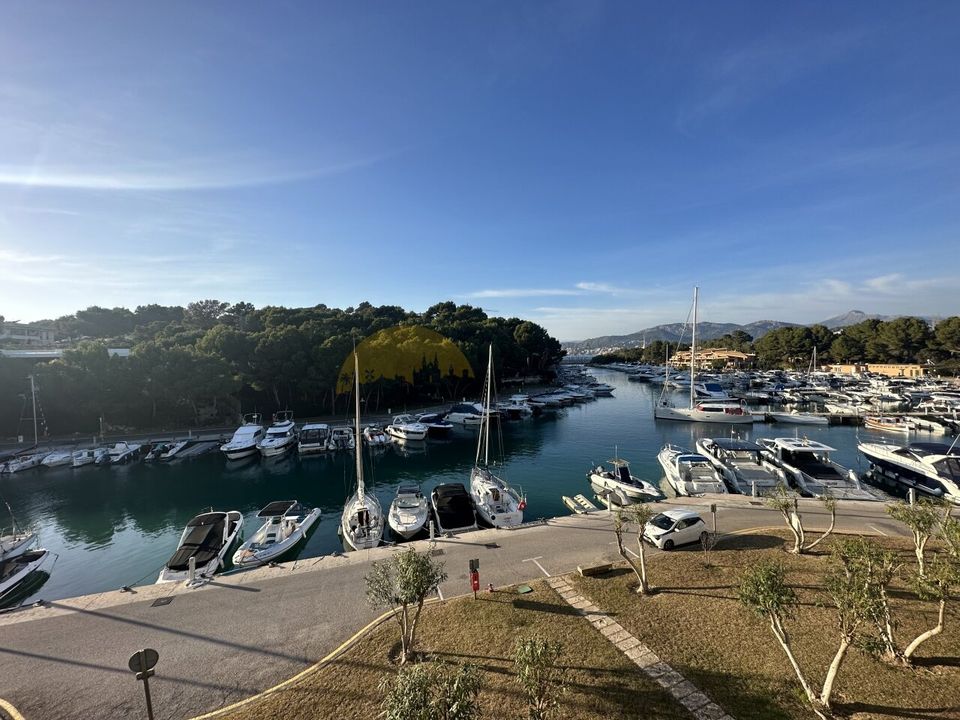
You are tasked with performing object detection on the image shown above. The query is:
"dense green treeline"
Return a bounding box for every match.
[0,301,563,437]
[590,317,960,371]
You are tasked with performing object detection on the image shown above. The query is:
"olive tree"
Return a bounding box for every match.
[613,505,654,595]
[886,498,943,577]
[514,636,566,720]
[380,662,482,720]
[739,559,868,719]
[765,484,836,554]
[366,547,448,664]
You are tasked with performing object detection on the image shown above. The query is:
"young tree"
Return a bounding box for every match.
[366,547,448,664]
[739,559,867,719]
[902,554,959,662]
[887,498,942,577]
[765,484,836,554]
[613,506,653,594]
[380,662,482,720]
[514,636,566,720]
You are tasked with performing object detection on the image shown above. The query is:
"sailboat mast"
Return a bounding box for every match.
[484,344,493,466]
[353,352,364,496]
[690,287,698,410]
[29,374,37,445]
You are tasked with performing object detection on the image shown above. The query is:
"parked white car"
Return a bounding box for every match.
[642,509,708,550]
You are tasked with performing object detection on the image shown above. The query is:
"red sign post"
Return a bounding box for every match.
[469,559,480,599]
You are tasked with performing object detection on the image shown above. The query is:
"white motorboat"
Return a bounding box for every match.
[340,352,385,551]
[41,450,74,468]
[388,485,430,540]
[146,440,191,463]
[232,501,321,568]
[107,442,142,464]
[362,425,390,446]
[469,346,526,528]
[415,413,455,438]
[696,438,788,496]
[858,441,960,504]
[220,413,265,460]
[768,410,829,426]
[0,548,49,597]
[587,457,662,504]
[298,423,331,455]
[759,437,878,500]
[0,453,45,474]
[445,403,484,426]
[327,426,356,451]
[71,449,99,468]
[431,483,477,534]
[657,445,728,496]
[157,510,244,584]
[385,415,428,442]
[257,411,298,457]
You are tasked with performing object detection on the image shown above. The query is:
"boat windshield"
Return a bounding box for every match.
[266,429,289,438]
[396,497,422,509]
[648,514,674,531]
[933,457,960,481]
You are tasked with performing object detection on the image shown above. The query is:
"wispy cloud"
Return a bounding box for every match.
[465,288,585,299]
[0,151,397,192]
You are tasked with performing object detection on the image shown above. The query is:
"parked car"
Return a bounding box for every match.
[642,509,707,550]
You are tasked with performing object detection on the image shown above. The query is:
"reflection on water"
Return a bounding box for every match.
[0,368,918,605]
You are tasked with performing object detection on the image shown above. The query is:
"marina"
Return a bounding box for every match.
[1,365,958,607]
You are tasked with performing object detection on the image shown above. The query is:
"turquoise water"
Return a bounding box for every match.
[0,368,914,604]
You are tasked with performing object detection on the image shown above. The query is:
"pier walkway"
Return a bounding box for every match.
[0,498,931,720]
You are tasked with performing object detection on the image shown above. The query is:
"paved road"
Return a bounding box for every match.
[0,498,928,719]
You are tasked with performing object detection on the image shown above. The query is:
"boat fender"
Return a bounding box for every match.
[518,499,527,511]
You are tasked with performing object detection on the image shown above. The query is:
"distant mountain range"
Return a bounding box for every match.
[563,310,942,354]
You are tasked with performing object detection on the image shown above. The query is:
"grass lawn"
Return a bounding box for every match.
[571,531,960,720]
[220,579,686,720]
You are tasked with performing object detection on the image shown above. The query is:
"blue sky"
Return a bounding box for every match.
[1,1,958,340]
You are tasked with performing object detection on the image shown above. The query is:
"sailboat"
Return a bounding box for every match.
[1,502,37,562]
[469,345,526,528]
[654,287,754,424]
[340,351,385,550]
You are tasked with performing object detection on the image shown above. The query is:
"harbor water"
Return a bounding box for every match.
[0,368,927,605]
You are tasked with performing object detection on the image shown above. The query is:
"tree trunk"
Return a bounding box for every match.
[904,598,946,660]
[615,528,647,595]
[636,535,649,594]
[769,615,825,717]
[820,636,850,709]
[804,506,836,551]
[915,535,927,577]
[781,509,803,554]
[408,599,426,662]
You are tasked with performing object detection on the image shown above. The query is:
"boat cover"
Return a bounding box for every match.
[257,500,297,518]
[433,484,474,529]
[709,438,764,452]
[166,513,227,571]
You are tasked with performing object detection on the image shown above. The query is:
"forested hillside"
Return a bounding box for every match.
[0,301,563,437]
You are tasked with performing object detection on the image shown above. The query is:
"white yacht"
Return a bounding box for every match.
[0,453,45,474]
[759,437,878,500]
[232,501,321,568]
[41,450,74,468]
[71,449,98,468]
[587,457,662,505]
[385,415,428,442]
[696,438,788,496]
[220,414,265,460]
[657,445,728,496]
[768,410,829,425]
[106,442,142,464]
[157,510,244,584]
[388,485,430,540]
[858,441,960,504]
[327,426,356,451]
[340,352,384,551]
[297,423,331,455]
[257,411,297,458]
[445,403,484,426]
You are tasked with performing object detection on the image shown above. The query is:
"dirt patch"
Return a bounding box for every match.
[572,531,960,720]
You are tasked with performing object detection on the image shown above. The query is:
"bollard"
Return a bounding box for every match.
[188,556,196,585]
[751,480,756,497]
[908,488,916,506]
[429,520,435,541]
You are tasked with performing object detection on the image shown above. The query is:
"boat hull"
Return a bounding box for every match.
[223,445,259,461]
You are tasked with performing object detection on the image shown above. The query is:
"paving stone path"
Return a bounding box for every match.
[546,575,734,720]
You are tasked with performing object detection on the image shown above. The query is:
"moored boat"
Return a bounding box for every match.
[587,457,662,504]
[388,485,429,540]
[858,441,960,504]
[0,548,49,598]
[759,437,879,500]
[431,483,477,534]
[232,501,321,568]
[257,411,298,458]
[220,413,266,460]
[298,423,331,455]
[156,510,244,583]
[385,415,428,442]
[865,416,912,434]
[657,445,728,496]
[362,425,390,446]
